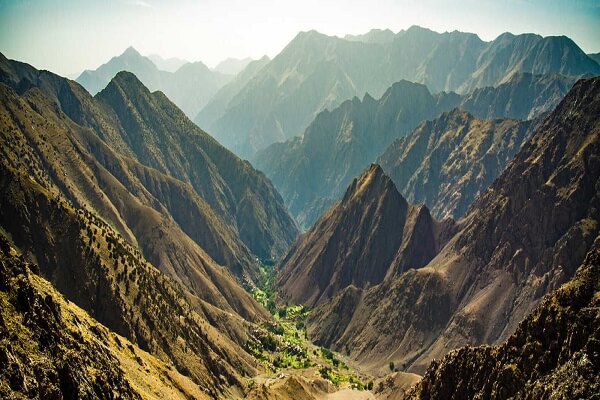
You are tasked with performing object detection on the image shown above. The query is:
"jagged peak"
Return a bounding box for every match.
[121,46,142,57]
[99,70,150,97]
[342,163,404,206]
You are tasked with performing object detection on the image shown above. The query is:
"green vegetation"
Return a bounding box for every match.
[248,262,368,389]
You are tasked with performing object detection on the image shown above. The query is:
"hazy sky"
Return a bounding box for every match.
[1,0,599,76]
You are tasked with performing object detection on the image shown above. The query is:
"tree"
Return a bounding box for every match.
[389,361,395,371]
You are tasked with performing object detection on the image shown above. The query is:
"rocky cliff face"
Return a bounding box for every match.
[378,109,535,220]
[257,72,572,229]
[291,77,600,375]
[0,235,213,399]
[277,164,455,307]
[1,55,299,285]
[408,236,600,399]
[256,81,460,229]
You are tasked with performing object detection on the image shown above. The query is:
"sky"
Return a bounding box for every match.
[1,0,599,77]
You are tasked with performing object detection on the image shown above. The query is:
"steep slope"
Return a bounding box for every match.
[277,164,455,307]
[459,72,576,120]
[378,109,534,220]
[77,47,160,95]
[460,33,600,92]
[202,26,598,159]
[588,52,600,65]
[0,164,262,396]
[301,77,600,375]
[0,235,210,400]
[208,30,400,158]
[257,73,572,229]
[255,81,460,228]
[95,71,298,261]
[195,55,270,130]
[408,236,600,399]
[76,47,232,118]
[1,54,299,280]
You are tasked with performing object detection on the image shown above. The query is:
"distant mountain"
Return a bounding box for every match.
[148,53,189,72]
[280,77,600,375]
[459,72,577,120]
[76,47,232,118]
[408,237,600,399]
[214,57,254,75]
[344,28,396,43]
[195,55,271,130]
[378,109,536,220]
[588,52,600,65]
[255,80,459,228]
[277,164,456,307]
[201,26,599,159]
[257,73,573,229]
[0,236,212,399]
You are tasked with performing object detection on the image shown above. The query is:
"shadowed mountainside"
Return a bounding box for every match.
[278,77,600,377]
[257,72,573,228]
[408,236,600,399]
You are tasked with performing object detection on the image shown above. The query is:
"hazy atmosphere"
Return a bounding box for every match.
[1,0,599,76]
[1,0,600,398]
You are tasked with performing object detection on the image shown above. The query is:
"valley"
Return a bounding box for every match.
[1,6,599,398]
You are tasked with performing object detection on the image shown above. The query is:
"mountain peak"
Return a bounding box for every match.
[342,163,399,204]
[122,46,141,57]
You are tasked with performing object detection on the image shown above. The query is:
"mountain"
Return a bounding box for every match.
[256,73,573,229]
[277,164,456,307]
[214,57,254,75]
[76,47,232,118]
[195,55,271,131]
[377,109,535,220]
[0,53,305,395]
[2,53,299,282]
[0,161,263,396]
[408,236,600,399]
[77,47,160,95]
[200,26,599,159]
[253,80,458,229]
[588,52,600,65]
[459,72,577,120]
[148,53,189,72]
[0,235,212,399]
[279,76,600,376]
[344,28,396,43]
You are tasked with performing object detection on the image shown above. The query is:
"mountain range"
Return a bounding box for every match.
[277,76,600,378]
[257,72,575,228]
[76,47,232,118]
[196,26,599,159]
[1,25,599,399]
[0,51,301,395]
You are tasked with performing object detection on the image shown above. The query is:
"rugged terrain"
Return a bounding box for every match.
[200,26,598,158]
[0,235,212,399]
[277,164,455,307]
[378,109,534,220]
[257,72,572,228]
[408,235,600,399]
[76,47,232,118]
[279,76,600,377]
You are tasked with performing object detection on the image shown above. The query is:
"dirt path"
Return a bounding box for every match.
[325,388,375,400]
